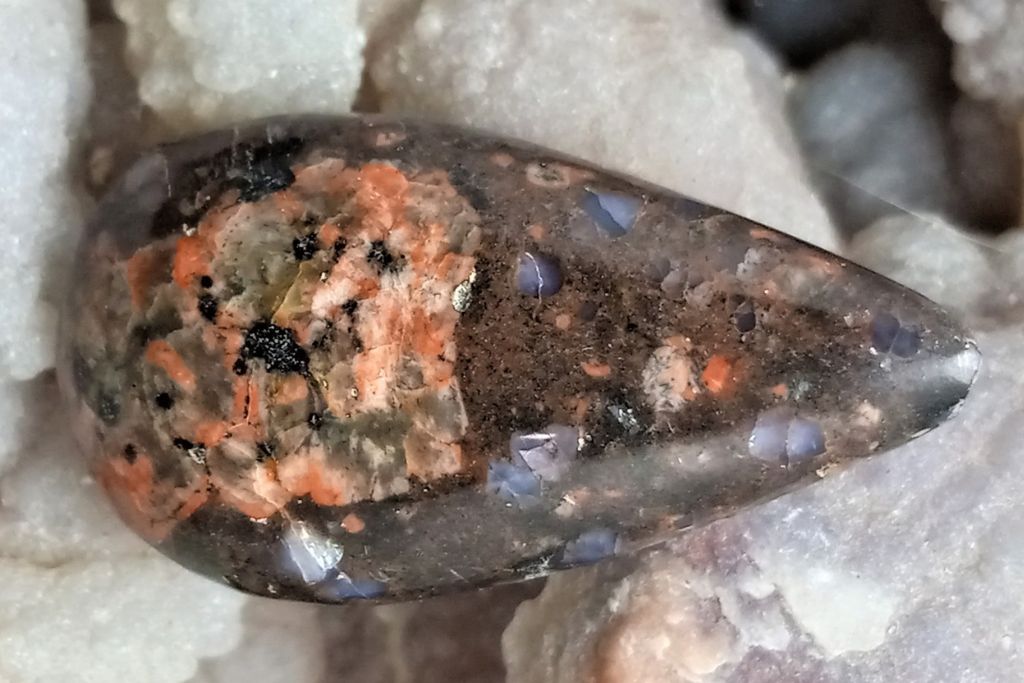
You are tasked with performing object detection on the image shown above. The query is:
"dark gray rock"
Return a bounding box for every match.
[727,0,874,65]
[790,44,960,235]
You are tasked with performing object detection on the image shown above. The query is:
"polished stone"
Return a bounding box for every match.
[59,116,979,603]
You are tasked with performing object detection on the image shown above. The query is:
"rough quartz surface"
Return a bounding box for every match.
[371,0,839,252]
[0,379,247,683]
[60,116,974,604]
[939,0,1024,111]
[112,0,365,132]
[0,0,90,475]
[790,44,958,234]
[504,218,1023,683]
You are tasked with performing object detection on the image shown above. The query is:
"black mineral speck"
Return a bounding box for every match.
[173,437,196,451]
[123,443,137,463]
[232,357,248,376]
[341,299,359,317]
[368,240,401,272]
[199,275,214,289]
[232,149,297,202]
[734,302,757,333]
[155,392,175,410]
[256,441,275,462]
[98,394,120,425]
[241,321,310,374]
[292,234,319,261]
[308,412,323,430]
[198,294,218,321]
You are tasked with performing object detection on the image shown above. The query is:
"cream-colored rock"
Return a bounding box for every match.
[940,0,1024,111]
[849,213,993,314]
[370,0,837,251]
[113,0,365,132]
[0,384,248,683]
[505,546,794,683]
[189,601,325,683]
[0,0,90,476]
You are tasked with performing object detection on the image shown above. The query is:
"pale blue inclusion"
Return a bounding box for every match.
[315,573,388,601]
[558,528,619,567]
[516,251,563,297]
[582,189,641,237]
[486,460,541,506]
[786,417,826,462]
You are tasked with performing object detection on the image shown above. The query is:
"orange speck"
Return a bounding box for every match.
[581,360,612,379]
[527,223,547,241]
[342,513,366,533]
[318,222,343,248]
[701,354,737,395]
[194,420,229,447]
[360,162,409,199]
[491,152,515,168]
[144,340,197,393]
[749,227,785,243]
[171,234,208,289]
[124,247,160,311]
[555,313,572,331]
[278,451,354,507]
[770,383,789,399]
[570,396,592,423]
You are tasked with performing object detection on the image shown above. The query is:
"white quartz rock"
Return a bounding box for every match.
[0,0,90,476]
[112,0,366,132]
[848,213,993,314]
[0,380,248,683]
[370,0,838,251]
[939,0,1024,111]
[189,601,325,683]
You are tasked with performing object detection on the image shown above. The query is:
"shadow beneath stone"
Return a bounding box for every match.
[318,580,544,683]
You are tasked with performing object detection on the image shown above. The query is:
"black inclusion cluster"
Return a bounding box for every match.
[241,321,310,374]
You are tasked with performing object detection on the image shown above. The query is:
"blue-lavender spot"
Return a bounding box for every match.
[582,189,641,237]
[557,528,618,567]
[315,573,388,601]
[516,251,563,297]
[871,312,900,353]
[748,407,793,463]
[510,424,578,482]
[733,302,757,334]
[486,461,541,506]
[891,326,921,358]
[786,417,826,462]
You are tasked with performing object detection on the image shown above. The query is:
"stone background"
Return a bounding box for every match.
[0,0,1022,681]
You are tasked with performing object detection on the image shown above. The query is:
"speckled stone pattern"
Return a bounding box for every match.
[59,116,979,603]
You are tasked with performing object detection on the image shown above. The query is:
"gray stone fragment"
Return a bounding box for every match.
[790,44,959,235]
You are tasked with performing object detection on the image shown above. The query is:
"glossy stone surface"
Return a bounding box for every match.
[59,116,979,604]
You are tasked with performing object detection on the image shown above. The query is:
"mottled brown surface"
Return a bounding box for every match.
[61,115,978,604]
